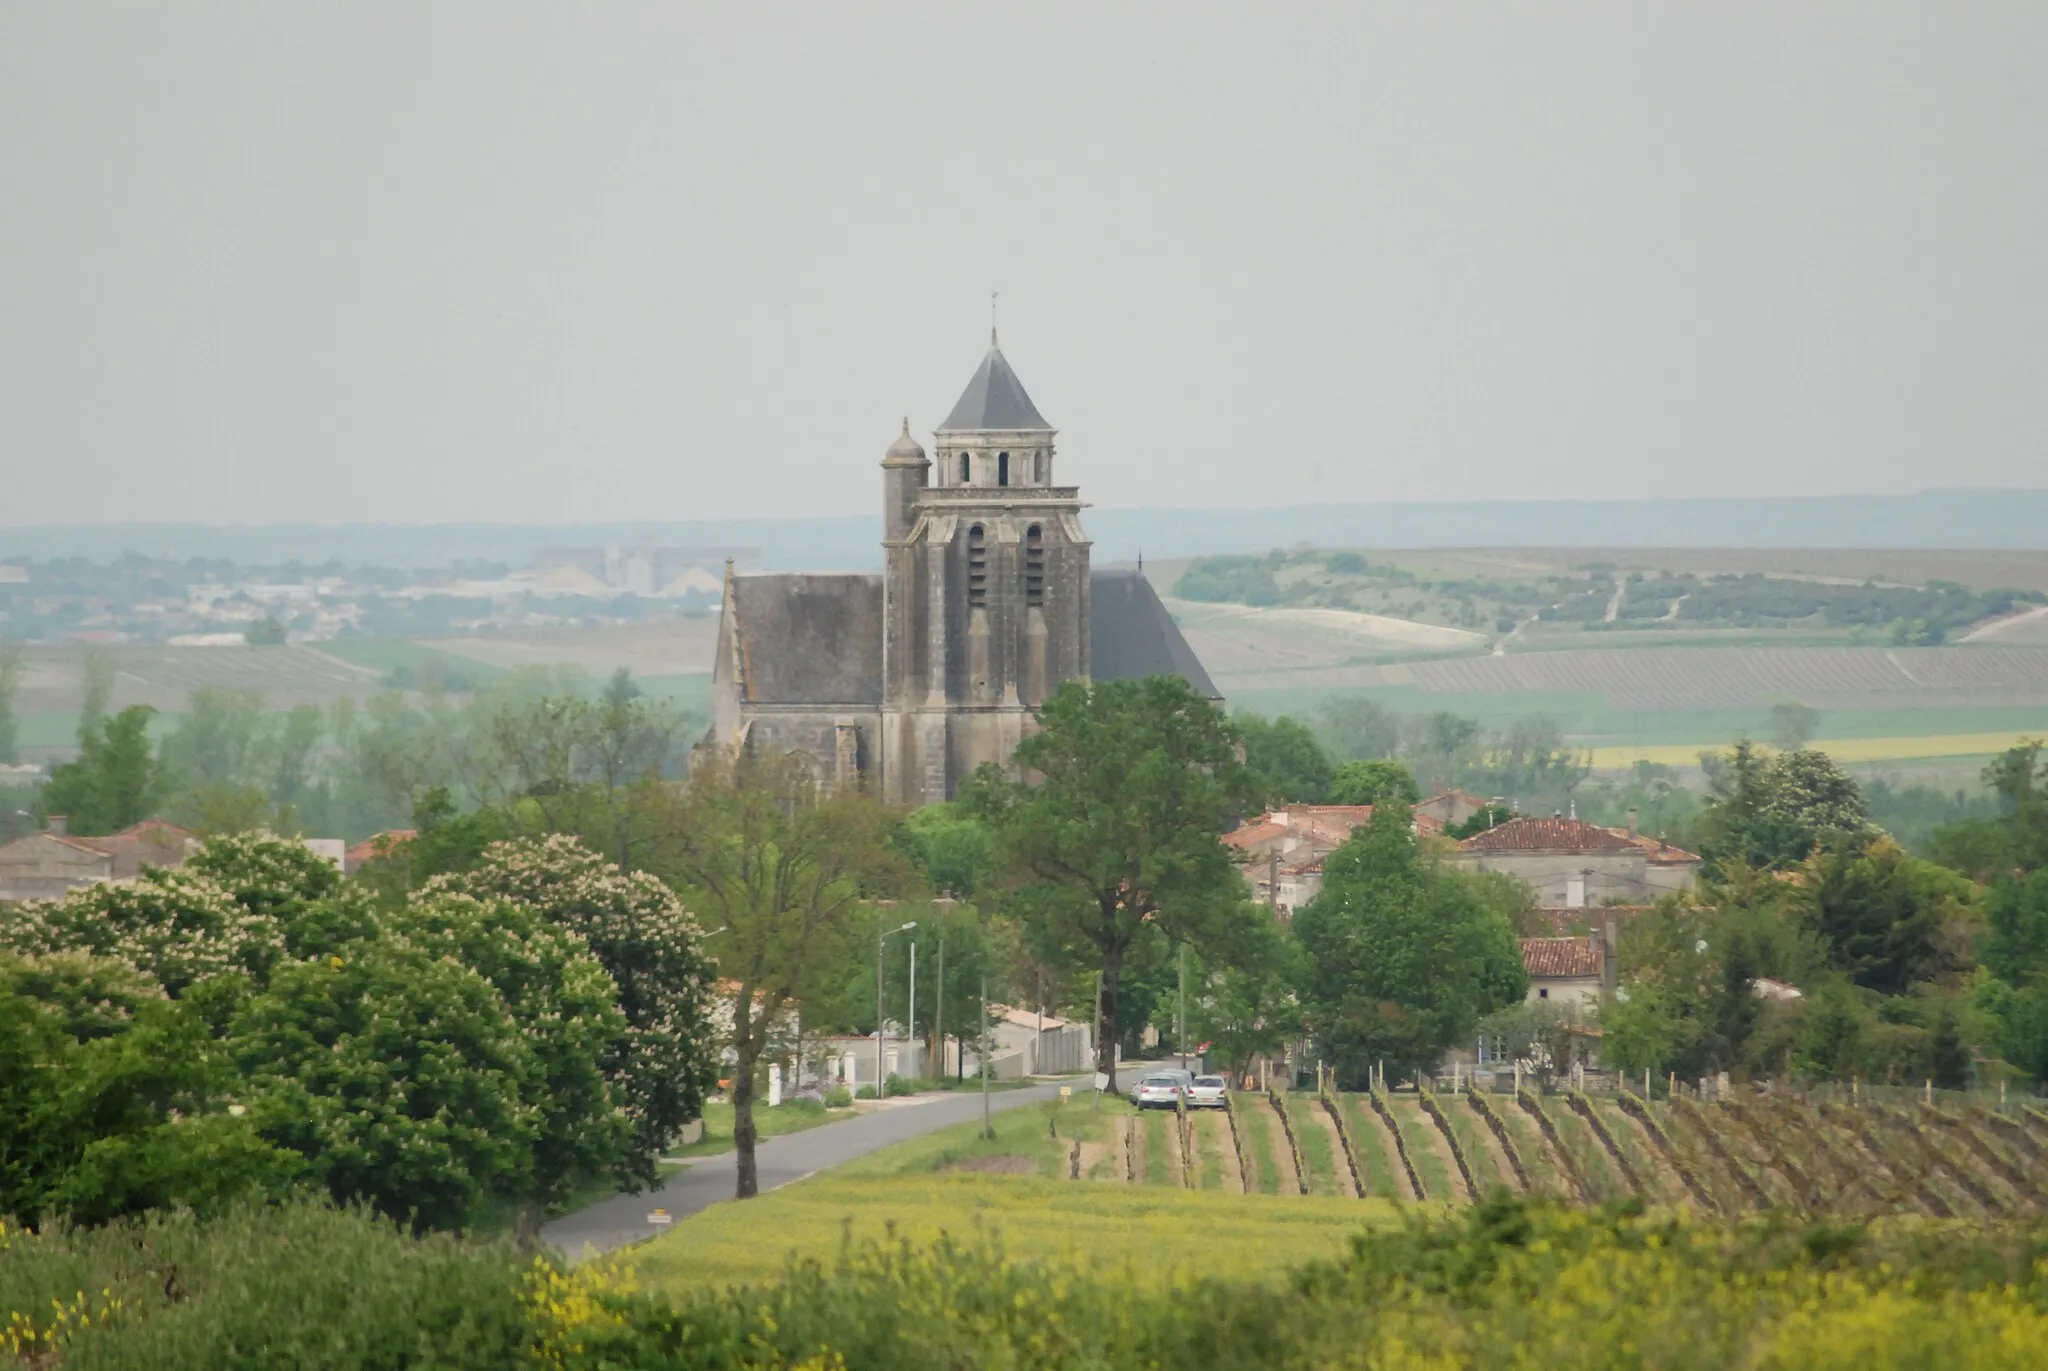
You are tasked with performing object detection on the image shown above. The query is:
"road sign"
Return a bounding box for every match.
[1092,1072,1110,1092]
[1059,1086,1072,1098]
[646,1209,673,1226]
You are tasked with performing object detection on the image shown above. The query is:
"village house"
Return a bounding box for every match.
[0,817,197,902]
[1452,812,1700,907]
[1520,930,1617,1009]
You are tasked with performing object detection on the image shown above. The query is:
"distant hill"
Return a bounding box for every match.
[3,488,2044,571]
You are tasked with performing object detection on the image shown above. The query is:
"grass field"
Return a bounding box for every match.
[666,1097,859,1159]
[631,1174,1387,1294]
[631,1097,1388,1292]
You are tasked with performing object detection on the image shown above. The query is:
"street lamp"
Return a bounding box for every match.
[876,919,916,1096]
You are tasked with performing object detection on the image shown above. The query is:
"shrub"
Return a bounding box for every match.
[822,1085,854,1108]
[0,1202,532,1370]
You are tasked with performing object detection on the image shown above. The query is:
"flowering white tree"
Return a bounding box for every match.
[426,833,718,1182]
[395,890,633,1224]
[0,867,283,995]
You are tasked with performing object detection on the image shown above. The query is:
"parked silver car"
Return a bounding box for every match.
[1186,1075,1229,1109]
[1129,1074,1187,1110]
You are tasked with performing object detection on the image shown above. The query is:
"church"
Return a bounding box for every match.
[709,334,1219,805]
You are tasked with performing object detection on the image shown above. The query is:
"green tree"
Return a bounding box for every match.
[894,803,998,899]
[1188,911,1302,1080]
[1768,702,1821,752]
[1598,985,1691,1076]
[1314,695,1401,761]
[1931,741,2048,879]
[1699,739,1872,871]
[427,833,718,1188]
[0,951,298,1226]
[965,676,1257,1085]
[0,642,22,764]
[1327,759,1419,806]
[231,940,538,1230]
[1799,838,1971,996]
[1238,712,1332,803]
[651,754,904,1199]
[184,828,377,959]
[395,892,631,1230]
[40,704,162,834]
[0,866,282,996]
[243,616,288,646]
[77,647,114,741]
[1292,798,1527,1083]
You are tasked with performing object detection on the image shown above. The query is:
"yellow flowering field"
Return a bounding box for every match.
[1588,730,2041,769]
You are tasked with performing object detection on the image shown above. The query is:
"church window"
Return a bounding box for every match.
[1034,451,1045,483]
[1024,524,1045,605]
[958,453,970,484]
[998,452,1009,487]
[967,524,988,607]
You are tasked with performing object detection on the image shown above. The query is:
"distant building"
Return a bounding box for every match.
[1414,789,1491,828]
[344,829,416,875]
[1222,804,1447,915]
[1453,814,1700,906]
[709,335,1218,803]
[1520,933,1616,1009]
[0,818,196,902]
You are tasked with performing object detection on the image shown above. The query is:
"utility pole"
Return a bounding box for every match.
[876,919,915,1096]
[908,940,917,1080]
[933,936,944,1087]
[980,969,992,1139]
[1177,942,1188,1073]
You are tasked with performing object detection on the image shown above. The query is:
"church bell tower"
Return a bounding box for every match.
[878,332,1092,804]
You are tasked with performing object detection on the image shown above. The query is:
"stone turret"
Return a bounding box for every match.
[880,417,928,542]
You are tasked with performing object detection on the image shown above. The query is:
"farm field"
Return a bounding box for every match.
[9,643,384,716]
[1587,731,2048,771]
[631,1084,2048,1297]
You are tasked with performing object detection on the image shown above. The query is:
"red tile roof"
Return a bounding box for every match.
[1221,820,1290,850]
[1459,816,1641,855]
[344,830,416,870]
[1521,937,1605,979]
[1610,830,1703,864]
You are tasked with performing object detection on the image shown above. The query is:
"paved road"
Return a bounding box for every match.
[542,1073,1127,1260]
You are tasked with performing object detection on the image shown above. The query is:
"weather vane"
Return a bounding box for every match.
[991,289,999,344]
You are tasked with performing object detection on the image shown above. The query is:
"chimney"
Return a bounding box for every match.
[1626,807,1639,839]
[47,815,67,837]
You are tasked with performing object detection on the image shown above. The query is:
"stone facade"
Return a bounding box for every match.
[0,819,197,902]
[1452,814,1700,907]
[710,336,1217,803]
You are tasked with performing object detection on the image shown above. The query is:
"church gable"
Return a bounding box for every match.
[727,573,885,705]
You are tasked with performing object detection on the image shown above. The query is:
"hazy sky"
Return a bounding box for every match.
[3,4,2042,525]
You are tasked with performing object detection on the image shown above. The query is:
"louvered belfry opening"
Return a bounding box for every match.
[1024,523,1045,605]
[967,523,988,607]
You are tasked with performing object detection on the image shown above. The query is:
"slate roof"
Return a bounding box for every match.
[938,342,1053,432]
[1458,815,1641,854]
[1089,571,1222,699]
[731,573,885,705]
[725,568,1215,707]
[1521,937,1605,979]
